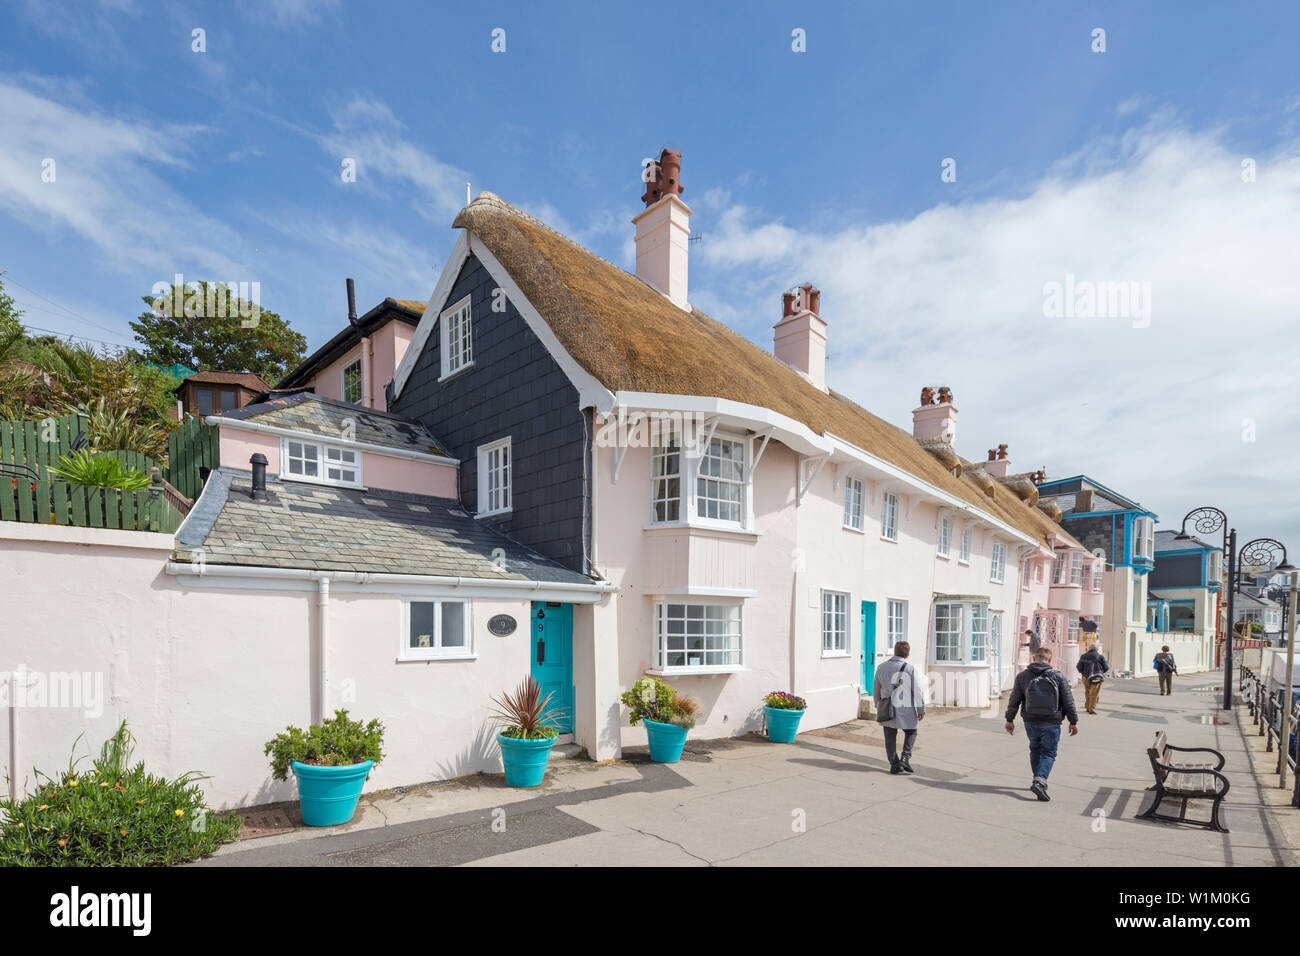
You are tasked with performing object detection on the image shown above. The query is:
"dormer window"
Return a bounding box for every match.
[648,430,752,530]
[1133,516,1155,560]
[342,357,362,405]
[282,438,361,488]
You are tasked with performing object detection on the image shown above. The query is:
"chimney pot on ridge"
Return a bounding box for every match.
[912,385,958,444]
[773,284,828,392]
[633,148,693,311]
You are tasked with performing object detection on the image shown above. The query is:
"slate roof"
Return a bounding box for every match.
[220,393,449,457]
[1155,529,1220,552]
[174,468,595,584]
[450,192,1083,551]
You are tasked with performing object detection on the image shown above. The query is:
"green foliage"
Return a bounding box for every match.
[620,677,702,729]
[489,676,563,740]
[130,281,307,384]
[48,449,152,490]
[0,272,22,340]
[264,710,385,782]
[0,722,240,866]
[763,691,807,711]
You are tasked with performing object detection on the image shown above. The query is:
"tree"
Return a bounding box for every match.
[129,281,307,384]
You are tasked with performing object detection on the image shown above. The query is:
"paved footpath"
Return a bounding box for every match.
[201,672,1298,866]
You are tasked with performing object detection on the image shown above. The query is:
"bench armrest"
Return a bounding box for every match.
[1164,744,1226,770]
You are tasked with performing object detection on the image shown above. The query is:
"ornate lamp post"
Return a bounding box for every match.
[1173,507,1234,709]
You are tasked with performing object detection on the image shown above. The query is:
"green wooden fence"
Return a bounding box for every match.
[0,412,196,534]
[165,416,219,501]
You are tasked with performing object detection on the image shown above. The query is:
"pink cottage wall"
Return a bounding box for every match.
[217,428,457,498]
[305,321,414,411]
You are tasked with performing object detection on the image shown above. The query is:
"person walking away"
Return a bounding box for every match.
[1154,646,1178,695]
[1076,646,1109,714]
[1005,647,1079,801]
[874,641,925,774]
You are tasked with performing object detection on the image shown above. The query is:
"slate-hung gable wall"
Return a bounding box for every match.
[389,254,590,572]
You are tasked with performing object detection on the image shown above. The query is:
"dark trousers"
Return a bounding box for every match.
[1025,720,1061,782]
[1158,671,1173,695]
[884,727,916,762]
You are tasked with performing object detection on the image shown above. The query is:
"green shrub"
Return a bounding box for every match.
[489,676,563,740]
[0,722,240,866]
[621,677,702,729]
[264,709,385,781]
[47,449,151,490]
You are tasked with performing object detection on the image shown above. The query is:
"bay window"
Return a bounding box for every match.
[648,431,751,528]
[1069,552,1084,586]
[933,600,996,665]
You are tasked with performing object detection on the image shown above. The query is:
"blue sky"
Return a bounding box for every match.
[3,0,1300,549]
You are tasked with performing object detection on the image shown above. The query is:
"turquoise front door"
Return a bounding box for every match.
[530,602,574,734]
[861,601,878,693]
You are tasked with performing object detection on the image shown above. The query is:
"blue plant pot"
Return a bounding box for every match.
[643,717,689,763]
[497,733,556,788]
[764,706,805,744]
[291,759,374,827]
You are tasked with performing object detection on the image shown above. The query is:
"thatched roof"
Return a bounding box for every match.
[453,193,1081,551]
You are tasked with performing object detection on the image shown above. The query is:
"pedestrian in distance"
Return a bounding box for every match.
[1005,647,1079,801]
[874,640,925,775]
[1076,645,1109,714]
[1154,645,1178,695]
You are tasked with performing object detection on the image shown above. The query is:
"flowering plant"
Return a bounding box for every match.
[763,691,807,711]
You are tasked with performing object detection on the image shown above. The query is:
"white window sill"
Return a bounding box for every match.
[929,660,990,669]
[936,552,951,561]
[281,475,366,491]
[990,579,1005,585]
[958,558,970,566]
[643,520,761,537]
[842,523,865,535]
[477,507,512,519]
[438,362,475,383]
[821,651,851,660]
[397,653,477,663]
[880,535,898,544]
[645,665,745,677]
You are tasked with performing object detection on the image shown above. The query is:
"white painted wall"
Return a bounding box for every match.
[0,524,542,810]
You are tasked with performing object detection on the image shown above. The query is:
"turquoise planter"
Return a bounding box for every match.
[643,718,689,763]
[291,759,373,827]
[764,706,805,743]
[497,733,556,788]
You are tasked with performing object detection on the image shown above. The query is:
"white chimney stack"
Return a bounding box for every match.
[633,148,692,312]
[774,284,828,391]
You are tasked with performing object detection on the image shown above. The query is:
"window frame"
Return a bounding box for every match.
[1133,516,1155,560]
[439,294,474,380]
[647,429,753,531]
[399,598,474,661]
[843,476,865,532]
[990,541,1006,583]
[477,437,512,517]
[959,526,972,564]
[279,436,362,488]
[880,491,899,542]
[341,356,363,405]
[821,589,851,657]
[651,599,744,673]
[932,601,996,666]
[887,599,908,650]
[650,438,682,523]
[937,514,953,558]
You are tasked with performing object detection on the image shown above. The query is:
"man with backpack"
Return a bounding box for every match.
[1005,647,1079,801]
[874,641,925,775]
[1154,646,1178,695]
[1076,645,1109,714]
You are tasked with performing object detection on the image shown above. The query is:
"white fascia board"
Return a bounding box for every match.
[614,391,831,457]
[207,416,460,467]
[391,231,471,400]
[822,431,1041,550]
[468,233,616,414]
[164,560,618,604]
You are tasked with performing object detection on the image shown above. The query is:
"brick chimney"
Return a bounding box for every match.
[984,443,1011,477]
[774,284,828,391]
[632,148,692,312]
[913,386,958,444]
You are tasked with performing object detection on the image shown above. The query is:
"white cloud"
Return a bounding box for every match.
[0,76,249,278]
[693,120,1300,546]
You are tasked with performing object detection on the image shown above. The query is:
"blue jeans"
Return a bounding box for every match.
[1025,721,1061,782]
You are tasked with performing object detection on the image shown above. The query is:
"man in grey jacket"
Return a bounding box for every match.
[874,641,925,774]
[1005,647,1079,801]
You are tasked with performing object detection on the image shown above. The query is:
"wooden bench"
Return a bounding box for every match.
[1138,731,1230,832]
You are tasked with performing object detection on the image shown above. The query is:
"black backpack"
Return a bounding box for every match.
[1024,670,1060,720]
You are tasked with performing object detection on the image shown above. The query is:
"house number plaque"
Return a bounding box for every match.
[487,614,517,637]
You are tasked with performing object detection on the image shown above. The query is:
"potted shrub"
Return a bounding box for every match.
[762,691,807,743]
[621,676,702,763]
[264,710,384,827]
[489,676,566,788]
